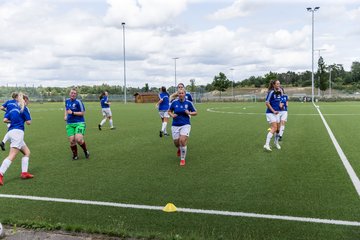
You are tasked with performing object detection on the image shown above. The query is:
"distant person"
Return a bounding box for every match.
[156,86,170,137]
[98,91,115,130]
[168,89,197,166]
[264,80,282,151]
[278,88,288,141]
[170,83,193,102]
[0,92,19,151]
[0,93,33,186]
[64,88,89,160]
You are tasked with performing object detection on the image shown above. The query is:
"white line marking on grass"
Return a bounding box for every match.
[0,194,359,227]
[206,108,360,116]
[314,103,360,197]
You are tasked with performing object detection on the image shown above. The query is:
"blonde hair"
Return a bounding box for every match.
[17,92,26,112]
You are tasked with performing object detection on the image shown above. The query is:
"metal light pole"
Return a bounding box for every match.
[230,68,234,99]
[173,57,179,91]
[122,22,127,104]
[307,7,320,103]
[329,67,332,96]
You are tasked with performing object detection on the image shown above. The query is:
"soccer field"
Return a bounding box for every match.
[0,101,359,240]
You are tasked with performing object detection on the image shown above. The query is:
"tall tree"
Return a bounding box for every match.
[189,79,196,92]
[351,61,360,83]
[317,56,328,94]
[211,72,231,98]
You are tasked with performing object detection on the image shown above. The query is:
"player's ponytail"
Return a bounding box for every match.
[17,92,25,112]
[99,91,105,100]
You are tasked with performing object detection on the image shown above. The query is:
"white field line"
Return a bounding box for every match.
[313,104,360,197]
[206,108,360,116]
[0,194,359,227]
[208,105,360,197]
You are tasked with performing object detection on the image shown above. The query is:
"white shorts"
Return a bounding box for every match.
[279,111,288,122]
[7,129,26,149]
[171,125,191,140]
[102,108,112,117]
[159,111,170,118]
[266,113,280,123]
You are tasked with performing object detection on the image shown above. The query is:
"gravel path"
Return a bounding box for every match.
[1,225,129,240]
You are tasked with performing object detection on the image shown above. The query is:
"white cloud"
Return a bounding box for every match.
[0,0,359,87]
[208,0,257,20]
[103,0,188,28]
[266,26,310,50]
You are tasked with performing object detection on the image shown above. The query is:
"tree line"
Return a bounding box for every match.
[1,60,360,98]
[206,61,360,95]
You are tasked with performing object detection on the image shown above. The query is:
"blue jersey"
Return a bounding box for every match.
[169,99,196,126]
[158,92,169,111]
[170,92,193,103]
[265,90,282,113]
[185,92,193,102]
[5,106,31,132]
[280,95,288,111]
[2,99,18,112]
[100,96,110,109]
[65,98,85,123]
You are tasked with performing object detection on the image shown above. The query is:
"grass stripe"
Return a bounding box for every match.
[314,104,360,197]
[1,194,359,227]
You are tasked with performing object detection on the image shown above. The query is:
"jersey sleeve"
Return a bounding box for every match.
[188,101,196,112]
[23,107,31,121]
[78,100,85,112]
[265,91,273,103]
[65,99,69,110]
[169,101,175,111]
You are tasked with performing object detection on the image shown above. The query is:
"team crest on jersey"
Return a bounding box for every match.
[185,104,188,108]
[72,103,76,108]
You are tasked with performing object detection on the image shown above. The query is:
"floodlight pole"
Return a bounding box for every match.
[230,68,234,99]
[122,22,127,104]
[329,67,332,96]
[173,57,179,91]
[307,7,320,104]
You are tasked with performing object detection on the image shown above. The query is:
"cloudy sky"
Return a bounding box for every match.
[0,0,359,88]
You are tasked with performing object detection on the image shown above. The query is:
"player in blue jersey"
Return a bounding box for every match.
[278,88,288,141]
[0,93,33,186]
[98,91,115,130]
[156,86,170,137]
[170,83,193,102]
[0,92,19,151]
[168,89,197,166]
[264,80,282,151]
[64,88,89,160]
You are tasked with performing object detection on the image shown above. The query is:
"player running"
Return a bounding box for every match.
[0,92,19,151]
[64,88,90,160]
[156,86,170,137]
[168,89,197,166]
[98,91,115,130]
[0,93,33,186]
[278,88,288,141]
[170,83,193,102]
[264,80,282,151]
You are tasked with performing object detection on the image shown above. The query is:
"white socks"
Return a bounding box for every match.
[22,156,29,173]
[0,158,12,175]
[109,119,114,128]
[161,122,167,133]
[180,146,187,160]
[100,119,106,126]
[279,125,285,137]
[265,132,273,146]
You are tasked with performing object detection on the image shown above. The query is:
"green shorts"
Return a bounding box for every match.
[66,123,86,137]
